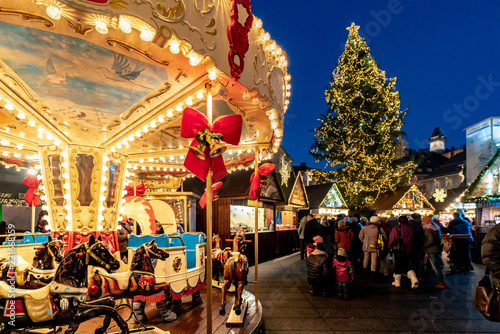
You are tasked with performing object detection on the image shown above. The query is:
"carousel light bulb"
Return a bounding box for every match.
[271,122,278,129]
[180,155,184,159]
[28,168,36,175]
[19,132,25,138]
[101,175,107,182]
[16,111,26,119]
[102,166,108,172]
[118,216,123,222]
[100,195,106,201]
[118,17,132,34]
[95,20,108,34]
[63,193,70,200]
[101,185,106,192]
[255,19,262,28]
[13,153,20,158]
[252,97,259,105]
[121,138,128,145]
[103,156,109,162]
[116,143,122,149]
[135,130,142,137]
[27,119,36,127]
[142,125,148,133]
[66,224,72,231]
[64,204,71,210]
[148,157,154,162]
[97,224,103,230]
[149,121,156,128]
[0,139,8,146]
[286,84,291,90]
[176,104,182,112]
[242,91,250,100]
[40,195,46,201]
[185,97,193,106]
[280,56,285,63]
[63,183,70,189]
[46,5,61,20]
[169,40,180,54]
[119,207,125,213]
[207,68,217,80]
[140,29,155,42]
[286,74,291,81]
[35,164,42,170]
[167,110,174,117]
[263,32,270,41]
[158,115,164,123]
[276,47,282,55]
[54,138,61,146]
[196,90,204,99]
[46,133,54,140]
[61,150,68,158]
[188,52,202,66]
[42,205,48,210]
[4,101,14,110]
[99,205,105,211]
[149,166,153,170]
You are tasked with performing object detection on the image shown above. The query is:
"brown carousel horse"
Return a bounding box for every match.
[220,231,248,316]
[0,235,128,334]
[212,234,231,281]
[0,236,64,288]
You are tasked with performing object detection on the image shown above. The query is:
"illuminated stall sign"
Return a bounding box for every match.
[289,174,308,207]
[393,185,434,211]
[320,184,346,209]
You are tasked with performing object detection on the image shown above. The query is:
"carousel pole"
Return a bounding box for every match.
[31,200,35,233]
[205,83,213,334]
[253,146,259,300]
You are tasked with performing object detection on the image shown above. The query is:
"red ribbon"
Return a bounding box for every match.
[181,108,242,182]
[249,163,276,200]
[124,183,145,197]
[22,175,40,207]
[199,182,223,209]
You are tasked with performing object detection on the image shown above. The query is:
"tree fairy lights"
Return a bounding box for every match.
[310,23,415,209]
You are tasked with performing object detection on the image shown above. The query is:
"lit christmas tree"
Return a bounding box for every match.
[311,23,415,209]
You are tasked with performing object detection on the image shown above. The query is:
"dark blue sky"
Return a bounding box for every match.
[251,1,500,169]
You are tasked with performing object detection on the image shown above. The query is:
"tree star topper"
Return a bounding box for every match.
[433,189,447,203]
[346,22,360,34]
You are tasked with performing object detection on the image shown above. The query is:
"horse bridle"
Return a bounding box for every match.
[84,241,112,270]
[144,244,163,259]
[47,239,63,260]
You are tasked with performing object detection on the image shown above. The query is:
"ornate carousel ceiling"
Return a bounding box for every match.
[0,0,290,176]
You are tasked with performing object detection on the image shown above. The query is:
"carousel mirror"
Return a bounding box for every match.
[47,154,64,206]
[75,153,95,206]
[106,160,121,208]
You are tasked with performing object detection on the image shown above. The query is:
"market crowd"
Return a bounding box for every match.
[297,210,474,299]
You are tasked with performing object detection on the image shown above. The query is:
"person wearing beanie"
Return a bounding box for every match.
[335,220,354,254]
[333,248,354,300]
[359,216,387,277]
[307,235,330,296]
[388,215,418,289]
[421,215,445,289]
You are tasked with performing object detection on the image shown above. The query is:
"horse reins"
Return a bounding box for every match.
[85,242,111,270]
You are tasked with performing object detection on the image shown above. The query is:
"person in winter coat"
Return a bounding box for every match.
[297,216,307,260]
[335,220,354,254]
[348,216,363,272]
[409,213,425,278]
[359,216,387,276]
[388,215,418,289]
[307,235,330,296]
[421,215,445,289]
[304,214,322,246]
[117,219,132,262]
[333,248,355,300]
[482,223,500,289]
[448,211,474,272]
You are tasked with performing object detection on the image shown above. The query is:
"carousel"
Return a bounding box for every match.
[0,0,290,333]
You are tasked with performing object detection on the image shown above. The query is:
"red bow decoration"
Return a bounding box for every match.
[124,183,145,197]
[249,163,276,200]
[22,175,41,207]
[199,182,223,209]
[181,108,242,182]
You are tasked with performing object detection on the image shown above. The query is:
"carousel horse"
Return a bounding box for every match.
[0,236,64,289]
[220,231,248,316]
[212,234,231,281]
[87,239,176,326]
[0,235,128,334]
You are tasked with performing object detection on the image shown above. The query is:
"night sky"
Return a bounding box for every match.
[251,1,500,169]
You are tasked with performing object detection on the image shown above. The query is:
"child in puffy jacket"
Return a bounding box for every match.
[333,248,355,300]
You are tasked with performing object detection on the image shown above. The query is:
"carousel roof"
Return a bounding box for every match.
[0,0,290,177]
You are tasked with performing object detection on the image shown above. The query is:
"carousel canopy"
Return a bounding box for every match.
[0,0,290,176]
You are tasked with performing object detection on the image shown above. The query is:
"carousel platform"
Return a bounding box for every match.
[74,286,262,334]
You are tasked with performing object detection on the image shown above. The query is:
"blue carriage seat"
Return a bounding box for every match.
[31,232,50,243]
[128,234,169,248]
[172,232,206,269]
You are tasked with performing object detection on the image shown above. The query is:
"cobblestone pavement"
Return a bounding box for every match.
[246,252,498,334]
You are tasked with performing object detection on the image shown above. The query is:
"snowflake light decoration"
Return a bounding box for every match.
[279,155,291,186]
[433,189,447,203]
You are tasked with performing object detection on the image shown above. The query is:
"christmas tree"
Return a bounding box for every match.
[310,23,415,209]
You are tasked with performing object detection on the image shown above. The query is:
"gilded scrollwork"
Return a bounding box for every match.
[0,73,40,103]
[0,7,54,28]
[146,81,172,104]
[195,0,214,17]
[66,20,93,36]
[121,105,145,121]
[153,1,185,23]
[180,20,216,51]
[105,38,170,67]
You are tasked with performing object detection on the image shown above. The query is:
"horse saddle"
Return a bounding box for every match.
[27,266,56,281]
[94,268,132,291]
[0,280,52,299]
[1,259,31,286]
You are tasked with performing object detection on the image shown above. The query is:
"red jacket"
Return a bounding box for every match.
[335,226,354,251]
[333,257,354,282]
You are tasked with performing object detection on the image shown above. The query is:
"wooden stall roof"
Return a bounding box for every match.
[181,168,286,203]
[428,185,468,212]
[287,173,309,208]
[371,185,434,211]
[306,183,335,209]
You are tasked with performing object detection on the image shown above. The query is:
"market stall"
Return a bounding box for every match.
[0,0,290,332]
[371,184,434,217]
[427,185,471,224]
[306,183,348,218]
